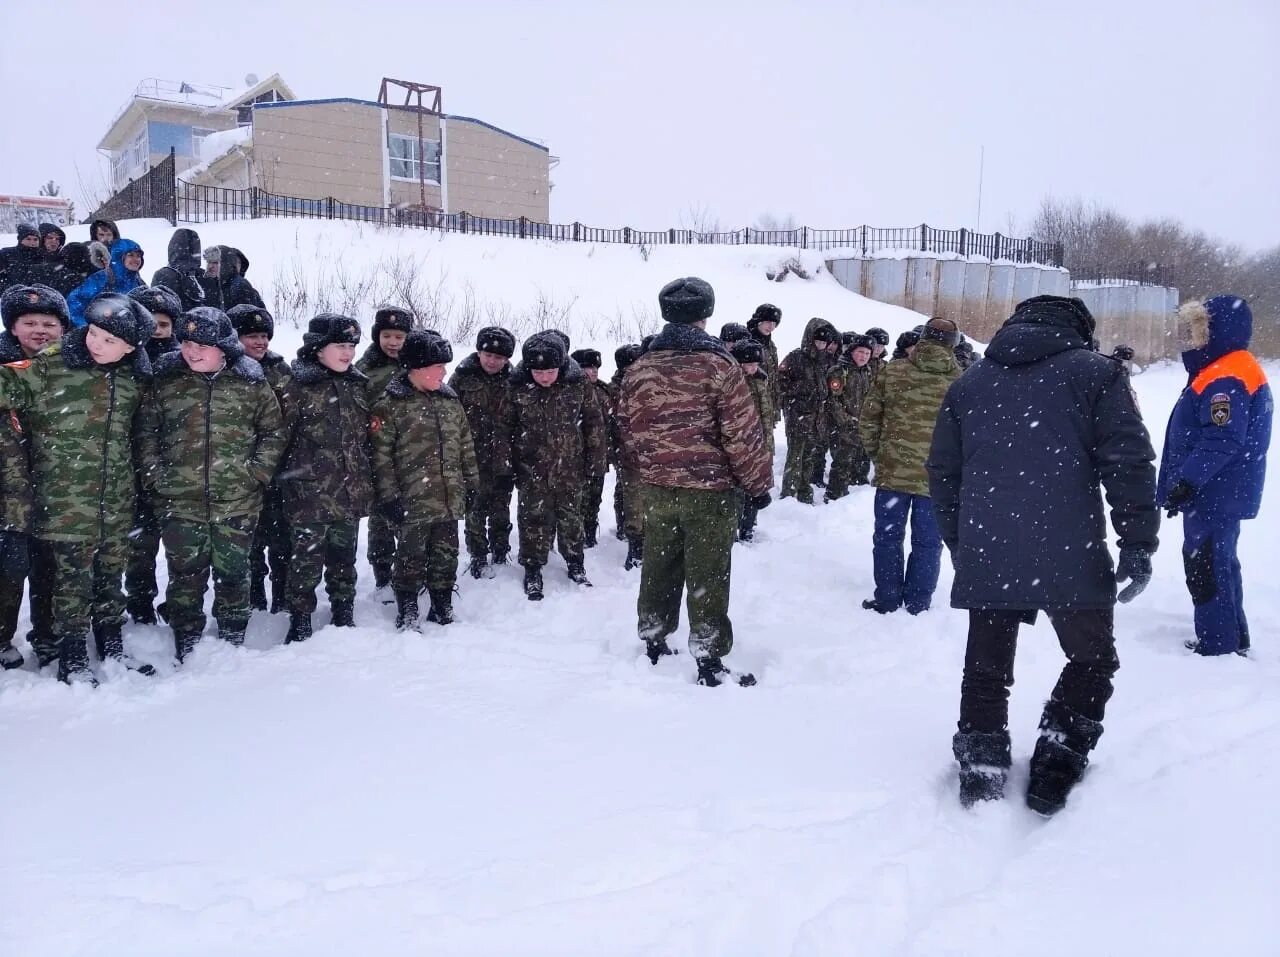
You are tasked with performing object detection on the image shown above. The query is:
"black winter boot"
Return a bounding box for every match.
[468,555,491,580]
[249,576,268,611]
[0,644,23,670]
[94,622,157,676]
[645,638,677,665]
[220,627,246,647]
[269,572,288,614]
[696,656,756,687]
[285,613,312,644]
[127,599,157,625]
[1026,699,1104,816]
[490,548,509,566]
[426,588,455,626]
[566,561,592,587]
[372,564,392,590]
[330,601,355,628]
[583,523,598,548]
[624,535,644,571]
[173,631,200,664]
[523,565,544,601]
[952,730,1012,808]
[57,636,97,687]
[395,591,420,631]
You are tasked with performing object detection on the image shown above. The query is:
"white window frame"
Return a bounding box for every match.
[128,128,147,170]
[388,132,440,184]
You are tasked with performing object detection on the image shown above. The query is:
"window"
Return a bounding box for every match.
[191,127,216,155]
[111,151,127,187]
[129,128,147,169]
[388,132,440,182]
[148,121,194,157]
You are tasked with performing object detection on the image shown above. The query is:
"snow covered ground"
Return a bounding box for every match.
[1,221,1277,955]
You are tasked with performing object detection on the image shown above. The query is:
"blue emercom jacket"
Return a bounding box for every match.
[1158,295,1272,521]
[67,238,145,327]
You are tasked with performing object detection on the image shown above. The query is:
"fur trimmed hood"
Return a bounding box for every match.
[153,349,264,383]
[58,326,153,378]
[1179,296,1253,374]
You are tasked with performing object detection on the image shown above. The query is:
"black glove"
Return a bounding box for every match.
[1115,546,1153,604]
[380,498,405,524]
[464,489,478,513]
[491,474,515,496]
[748,491,772,511]
[0,530,30,579]
[1163,479,1195,517]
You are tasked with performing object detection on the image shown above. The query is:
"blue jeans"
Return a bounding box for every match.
[872,489,942,613]
[1182,511,1248,655]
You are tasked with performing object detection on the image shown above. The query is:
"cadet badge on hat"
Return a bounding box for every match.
[1210,393,1231,426]
[187,320,198,334]
[26,292,39,303]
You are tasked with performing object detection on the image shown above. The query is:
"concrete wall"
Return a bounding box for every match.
[252,101,387,206]
[444,117,550,221]
[1072,284,1180,363]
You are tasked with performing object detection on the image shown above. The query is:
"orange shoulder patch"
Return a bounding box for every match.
[3,360,32,370]
[1191,350,1268,395]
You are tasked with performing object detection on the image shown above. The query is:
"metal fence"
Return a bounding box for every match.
[1066,262,1176,288]
[92,148,1066,267]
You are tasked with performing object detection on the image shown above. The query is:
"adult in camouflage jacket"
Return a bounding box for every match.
[571,348,613,548]
[136,307,285,660]
[825,334,876,499]
[277,315,372,642]
[778,316,839,503]
[0,293,155,683]
[357,305,415,589]
[859,318,961,614]
[371,331,479,628]
[493,331,605,599]
[448,325,517,578]
[618,279,772,685]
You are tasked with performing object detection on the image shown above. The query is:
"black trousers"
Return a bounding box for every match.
[959,608,1119,734]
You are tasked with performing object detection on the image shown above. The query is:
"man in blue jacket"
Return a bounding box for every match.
[1159,295,1272,657]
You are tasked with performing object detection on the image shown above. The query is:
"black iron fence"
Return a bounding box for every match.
[92,148,1067,266]
[1066,262,1176,288]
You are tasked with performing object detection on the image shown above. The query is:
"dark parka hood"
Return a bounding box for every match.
[90,219,120,244]
[983,296,1096,368]
[800,316,839,352]
[38,223,66,249]
[166,228,203,272]
[1179,296,1253,376]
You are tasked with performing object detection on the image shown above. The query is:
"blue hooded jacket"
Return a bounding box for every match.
[67,238,145,327]
[1158,295,1272,520]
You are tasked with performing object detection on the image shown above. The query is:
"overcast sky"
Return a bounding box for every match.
[2,0,1276,250]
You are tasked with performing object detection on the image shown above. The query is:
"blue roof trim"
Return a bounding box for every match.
[254,98,549,152]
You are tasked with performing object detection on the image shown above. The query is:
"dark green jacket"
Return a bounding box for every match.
[778,317,838,436]
[371,375,479,524]
[0,333,149,543]
[277,357,374,524]
[495,359,606,490]
[448,352,511,478]
[0,415,31,534]
[356,344,401,404]
[137,352,286,523]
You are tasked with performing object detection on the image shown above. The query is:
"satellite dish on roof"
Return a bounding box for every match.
[244,73,260,87]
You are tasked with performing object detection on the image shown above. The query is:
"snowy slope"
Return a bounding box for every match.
[1,222,1278,956]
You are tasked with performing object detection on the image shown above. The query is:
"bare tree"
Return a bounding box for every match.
[678,202,721,236]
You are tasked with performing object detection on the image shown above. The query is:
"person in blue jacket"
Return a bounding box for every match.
[1159,295,1272,656]
[67,238,145,326]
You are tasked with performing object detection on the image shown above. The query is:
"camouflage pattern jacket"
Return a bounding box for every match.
[356,344,402,403]
[448,353,511,479]
[778,317,838,435]
[828,361,875,433]
[589,379,618,468]
[0,334,148,543]
[860,340,960,496]
[136,352,286,523]
[260,351,291,392]
[617,323,772,495]
[277,357,374,525]
[755,332,782,425]
[0,409,32,534]
[371,375,479,524]
[744,370,776,458]
[494,359,606,490]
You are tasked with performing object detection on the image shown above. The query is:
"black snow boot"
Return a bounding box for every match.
[810,462,826,488]
[624,535,644,571]
[249,576,268,611]
[395,591,420,631]
[0,644,23,670]
[57,636,98,687]
[566,561,592,587]
[285,613,312,644]
[523,565,544,601]
[645,638,677,665]
[952,730,1012,808]
[696,656,756,688]
[426,588,455,626]
[94,622,156,676]
[173,631,200,664]
[468,555,492,580]
[220,627,246,647]
[583,523,598,548]
[490,548,509,566]
[1026,699,1104,816]
[373,564,392,590]
[330,601,355,628]
[127,598,158,625]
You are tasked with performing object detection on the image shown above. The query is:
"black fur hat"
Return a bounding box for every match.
[544,328,571,353]
[301,313,361,356]
[373,305,414,337]
[175,306,241,357]
[570,348,602,369]
[400,330,453,369]
[476,325,516,358]
[523,331,566,371]
[615,343,643,369]
[752,303,781,323]
[130,285,183,321]
[659,277,715,324]
[227,303,275,339]
[865,327,890,346]
[843,332,873,352]
[2,283,70,331]
[719,322,750,343]
[84,292,156,349]
[729,338,764,364]
[921,317,960,348]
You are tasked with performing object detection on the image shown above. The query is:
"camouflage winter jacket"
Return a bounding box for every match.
[0,411,32,535]
[860,340,960,496]
[448,352,511,479]
[754,332,782,425]
[744,370,776,458]
[277,357,374,524]
[617,323,772,495]
[828,361,875,433]
[259,351,291,392]
[494,359,606,490]
[778,317,838,435]
[136,352,286,523]
[0,334,148,543]
[588,378,618,468]
[371,375,479,524]
[356,344,402,403]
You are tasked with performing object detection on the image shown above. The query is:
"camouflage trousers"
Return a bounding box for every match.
[367,511,402,582]
[394,519,459,594]
[580,472,607,536]
[251,485,290,601]
[125,491,164,607]
[637,485,737,660]
[161,515,256,636]
[781,420,825,504]
[464,474,513,560]
[826,429,870,497]
[517,482,584,569]
[613,466,645,538]
[287,520,358,615]
[40,536,128,647]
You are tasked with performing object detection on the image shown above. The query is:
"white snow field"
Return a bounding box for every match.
[1,220,1277,956]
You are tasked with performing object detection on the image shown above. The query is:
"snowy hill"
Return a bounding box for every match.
[2,220,1278,955]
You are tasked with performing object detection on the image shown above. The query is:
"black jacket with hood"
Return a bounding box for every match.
[151,228,207,311]
[199,246,265,312]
